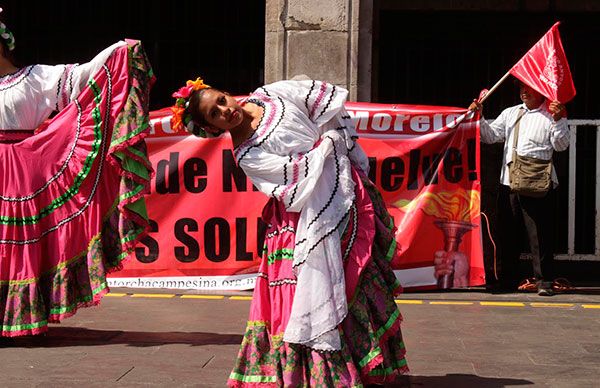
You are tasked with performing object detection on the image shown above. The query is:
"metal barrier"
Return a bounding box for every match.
[560,120,600,261]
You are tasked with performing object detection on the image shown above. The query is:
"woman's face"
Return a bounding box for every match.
[197,88,244,132]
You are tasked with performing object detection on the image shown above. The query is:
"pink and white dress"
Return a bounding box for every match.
[228,80,409,386]
[0,40,154,336]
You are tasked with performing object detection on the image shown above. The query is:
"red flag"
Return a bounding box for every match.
[509,22,576,103]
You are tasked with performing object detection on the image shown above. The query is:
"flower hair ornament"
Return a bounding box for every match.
[0,8,16,51]
[171,77,213,137]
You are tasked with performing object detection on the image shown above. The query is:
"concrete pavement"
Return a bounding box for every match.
[1,288,600,387]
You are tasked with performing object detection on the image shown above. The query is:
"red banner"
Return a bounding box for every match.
[510,22,576,103]
[107,103,484,290]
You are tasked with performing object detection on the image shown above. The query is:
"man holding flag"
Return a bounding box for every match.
[469,22,575,296]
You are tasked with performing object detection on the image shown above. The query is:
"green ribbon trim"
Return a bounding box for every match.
[117,249,133,261]
[229,372,277,384]
[121,228,145,245]
[0,225,144,332]
[367,358,408,376]
[1,283,109,332]
[267,248,294,265]
[358,308,403,368]
[359,347,382,368]
[126,146,151,166]
[119,183,145,203]
[49,281,108,315]
[385,236,397,262]
[0,224,143,285]
[383,216,397,262]
[1,319,48,333]
[114,151,150,181]
[114,228,145,261]
[110,120,149,149]
[0,79,104,226]
[374,308,401,340]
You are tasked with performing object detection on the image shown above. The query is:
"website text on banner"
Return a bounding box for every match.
[107,102,484,290]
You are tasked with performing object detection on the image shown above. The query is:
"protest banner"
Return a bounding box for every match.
[108,103,484,290]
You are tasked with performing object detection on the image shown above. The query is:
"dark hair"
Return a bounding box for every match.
[183,87,226,137]
[186,87,212,130]
[0,14,16,65]
[0,40,14,64]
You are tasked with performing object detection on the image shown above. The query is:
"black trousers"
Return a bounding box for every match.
[494,185,556,288]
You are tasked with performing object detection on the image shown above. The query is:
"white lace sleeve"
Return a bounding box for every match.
[263,80,349,128]
[65,41,127,103]
[29,41,127,113]
[261,80,370,175]
[27,64,68,118]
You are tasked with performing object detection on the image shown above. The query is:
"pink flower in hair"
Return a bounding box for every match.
[170,76,211,132]
[172,85,193,99]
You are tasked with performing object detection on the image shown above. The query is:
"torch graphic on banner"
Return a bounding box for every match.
[396,189,480,289]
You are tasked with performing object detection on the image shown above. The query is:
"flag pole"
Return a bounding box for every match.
[477,70,512,104]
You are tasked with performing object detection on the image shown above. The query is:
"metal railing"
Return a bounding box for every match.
[560,120,600,261]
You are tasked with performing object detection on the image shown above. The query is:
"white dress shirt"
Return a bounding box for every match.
[480,102,569,187]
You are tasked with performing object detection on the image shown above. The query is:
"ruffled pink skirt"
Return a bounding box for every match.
[228,169,408,387]
[0,41,154,337]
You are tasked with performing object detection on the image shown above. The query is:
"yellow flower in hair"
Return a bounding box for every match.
[170,76,210,133]
[170,105,186,132]
[186,77,210,91]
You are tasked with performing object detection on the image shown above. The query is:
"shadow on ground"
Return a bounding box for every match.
[408,373,533,388]
[555,287,600,295]
[1,327,243,348]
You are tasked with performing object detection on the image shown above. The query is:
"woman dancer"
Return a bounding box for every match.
[171,77,409,386]
[0,11,154,337]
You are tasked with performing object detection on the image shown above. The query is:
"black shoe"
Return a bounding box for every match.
[537,286,554,296]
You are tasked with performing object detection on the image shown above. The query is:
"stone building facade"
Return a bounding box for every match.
[265,0,373,101]
[264,0,600,276]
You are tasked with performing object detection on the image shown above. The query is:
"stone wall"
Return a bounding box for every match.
[265,0,373,101]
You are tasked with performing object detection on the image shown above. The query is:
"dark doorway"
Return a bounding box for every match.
[375,5,599,119]
[1,1,265,110]
[374,3,600,280]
